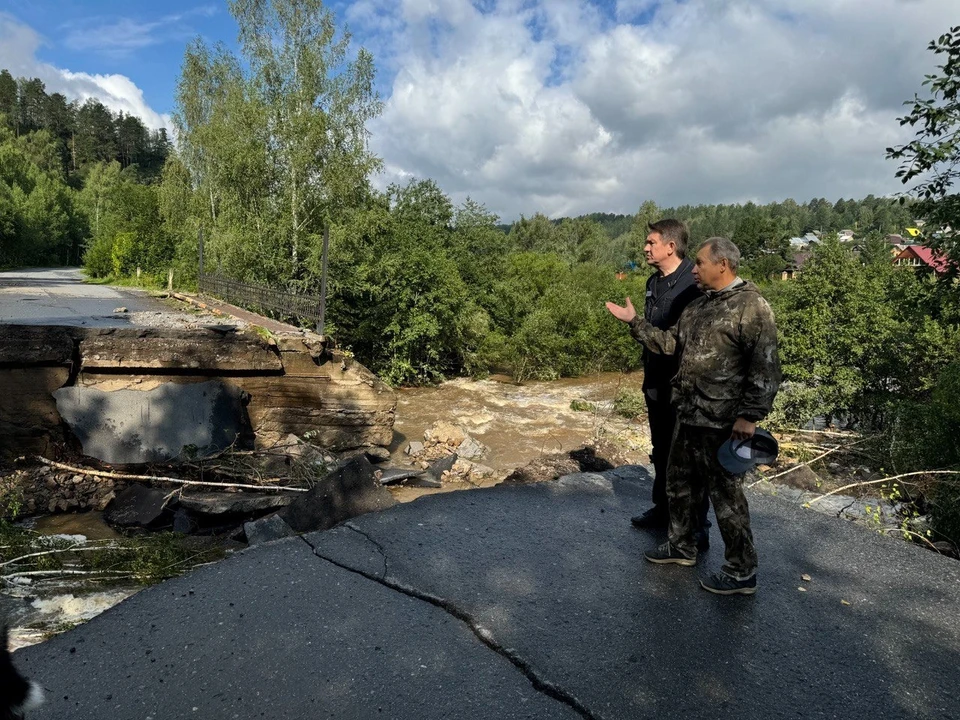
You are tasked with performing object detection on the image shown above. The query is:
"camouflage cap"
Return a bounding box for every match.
[717,428,779,474]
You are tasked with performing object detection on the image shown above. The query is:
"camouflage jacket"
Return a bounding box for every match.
[629,279,781,429]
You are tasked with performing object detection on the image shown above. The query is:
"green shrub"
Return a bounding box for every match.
[613,388,647,419]
[891,362,960,546]
[83,234,115,277]
[111,231,138,277]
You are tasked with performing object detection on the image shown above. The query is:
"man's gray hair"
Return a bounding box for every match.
[703,237,741,271]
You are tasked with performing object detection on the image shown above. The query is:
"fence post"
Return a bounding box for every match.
[317,225,330,337]
[198,227,205,288]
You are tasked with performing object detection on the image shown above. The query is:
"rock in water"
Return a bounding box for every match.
[280,455,396,533]
[457,436,489,460]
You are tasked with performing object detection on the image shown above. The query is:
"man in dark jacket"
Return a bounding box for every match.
[607,237,781,595]
[631,219,704,535]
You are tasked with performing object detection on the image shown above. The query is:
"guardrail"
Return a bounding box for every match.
[197,227,329,335]
[198,273,323,330]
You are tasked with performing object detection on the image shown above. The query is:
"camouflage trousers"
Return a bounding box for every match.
[666,423,758,579]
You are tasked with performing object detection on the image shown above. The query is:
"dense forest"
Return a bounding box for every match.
[1,5,958,543]
[0,68,171,267]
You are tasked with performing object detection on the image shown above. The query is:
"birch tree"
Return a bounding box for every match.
[174,0,382,284]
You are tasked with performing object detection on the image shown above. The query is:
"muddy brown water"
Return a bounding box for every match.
[389,372,651,471]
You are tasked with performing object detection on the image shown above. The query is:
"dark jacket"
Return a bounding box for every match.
[629,279,781,429]
[642,258,701,394]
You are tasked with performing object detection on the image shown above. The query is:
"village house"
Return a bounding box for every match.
[892,245,951,276]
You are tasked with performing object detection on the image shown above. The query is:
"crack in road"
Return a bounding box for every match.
[298,532,602,720]
[343,522,389,578]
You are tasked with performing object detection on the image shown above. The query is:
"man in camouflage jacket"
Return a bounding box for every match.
[606,237,780,595]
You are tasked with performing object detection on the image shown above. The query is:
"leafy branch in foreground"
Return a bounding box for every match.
[886,25,960,267]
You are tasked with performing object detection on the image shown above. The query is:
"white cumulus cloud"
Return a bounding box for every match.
[0,12,172,131]
[356,0,959,221]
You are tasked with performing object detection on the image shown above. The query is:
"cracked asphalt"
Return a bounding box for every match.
[16,468,960,720]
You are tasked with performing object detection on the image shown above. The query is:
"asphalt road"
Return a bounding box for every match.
[0,268,169,327]
[15,468,959,720]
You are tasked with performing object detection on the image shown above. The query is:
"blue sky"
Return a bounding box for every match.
[1,0,233,118]
[0,0,957,221]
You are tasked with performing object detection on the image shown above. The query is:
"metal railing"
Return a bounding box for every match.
[197,227,330,335]
[198,273,323,330]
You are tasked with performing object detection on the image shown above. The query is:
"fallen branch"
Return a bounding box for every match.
[805,470,960,505]
[33,457,307,494]
[0,544,124,568]
[879,527,941,553]
[780,428,860,437]
[749,437,870,487]
[2,569,133,583]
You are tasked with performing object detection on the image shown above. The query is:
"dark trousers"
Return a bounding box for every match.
[645,392,675,509]
[666,424,758,578]
[647,393,709,528]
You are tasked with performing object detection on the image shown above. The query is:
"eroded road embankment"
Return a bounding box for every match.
[17,468,960,720]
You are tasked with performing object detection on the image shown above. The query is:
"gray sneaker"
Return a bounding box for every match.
[644,542,697,566]
[699,571,757,595]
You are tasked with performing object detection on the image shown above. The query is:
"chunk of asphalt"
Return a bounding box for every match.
[426,453,458,482]
[244,514,296,546]
[280,455,396,533]
[377,467,427,486]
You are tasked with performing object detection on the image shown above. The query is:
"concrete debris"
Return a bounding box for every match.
[280,455,396,533]
[54,380,246,465]
[244,514,296,546]
[103,485,172,529]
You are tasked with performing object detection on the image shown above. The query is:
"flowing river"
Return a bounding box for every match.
[389,372,651,471]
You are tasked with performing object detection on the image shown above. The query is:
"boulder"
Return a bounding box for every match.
[423,422,466,447]
[103,485,172,529]
[780,464,823,492]
[457,436,489,461]
[244,514,296,546]
[279,455,396,533]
